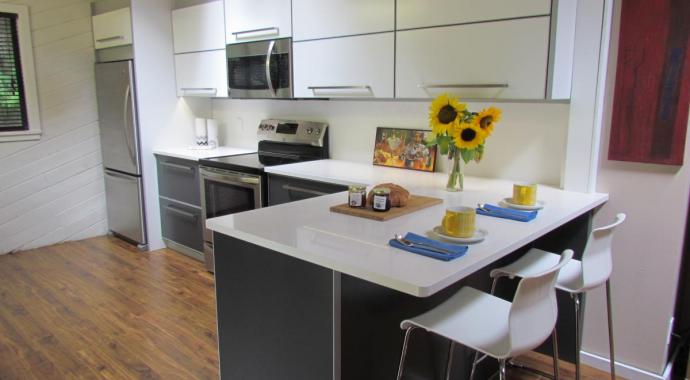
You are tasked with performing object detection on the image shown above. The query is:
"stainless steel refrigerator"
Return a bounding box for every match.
[95,60,147,249]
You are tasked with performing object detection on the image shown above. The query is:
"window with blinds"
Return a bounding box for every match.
[0,12,27,131]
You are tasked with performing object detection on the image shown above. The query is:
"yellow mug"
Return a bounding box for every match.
[513,182,537,206]
[442,206,476,238]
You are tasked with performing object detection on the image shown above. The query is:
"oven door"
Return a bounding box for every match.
[200,167,262,243]
[226,38,292,99]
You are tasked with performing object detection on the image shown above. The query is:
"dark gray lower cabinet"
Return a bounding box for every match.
[155,154,204,261]
[159,198,204,253]
[156,154,201,207]
[268,174,349,206]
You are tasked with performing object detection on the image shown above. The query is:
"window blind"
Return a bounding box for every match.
[0,12,27,131]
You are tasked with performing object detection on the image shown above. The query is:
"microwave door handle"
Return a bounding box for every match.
[265,40,277,98]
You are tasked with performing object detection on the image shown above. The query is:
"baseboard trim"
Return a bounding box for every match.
[581,351,668,380]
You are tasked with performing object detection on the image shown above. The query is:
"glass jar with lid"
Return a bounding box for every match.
[348,185,367,208]
[371,187,391,212]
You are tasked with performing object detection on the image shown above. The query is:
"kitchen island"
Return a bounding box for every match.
[207,165,607,380]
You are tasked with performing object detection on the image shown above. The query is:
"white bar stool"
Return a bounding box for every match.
[490,213,626,380]
[396,250,573,380]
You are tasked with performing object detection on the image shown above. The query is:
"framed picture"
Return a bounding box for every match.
[372,127,437,172]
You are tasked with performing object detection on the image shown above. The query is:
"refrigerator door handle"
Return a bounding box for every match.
[122,84,136,167]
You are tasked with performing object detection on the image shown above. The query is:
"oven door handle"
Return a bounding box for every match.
[265,40,277,98]
[200,167,261,187]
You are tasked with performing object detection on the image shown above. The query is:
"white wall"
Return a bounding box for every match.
[581,0,690,376]
[131,0,211,251]
[0,0,107,254]
[213,99,570,186]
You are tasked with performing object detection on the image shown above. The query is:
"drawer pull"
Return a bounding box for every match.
[161,161,195,173]
[165,205,198,222]
[180,88,217,96]
[96,35,125,43]
[232,27,279,38]
[417,83,509,89]
[282,184,328,197]
[308,85,373,96]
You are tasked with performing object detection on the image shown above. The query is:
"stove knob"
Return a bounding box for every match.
[270,125,275,131]
[315,128,321,135]
[306,127,313,134]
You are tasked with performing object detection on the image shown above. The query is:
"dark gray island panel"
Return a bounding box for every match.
[215,234,335,380]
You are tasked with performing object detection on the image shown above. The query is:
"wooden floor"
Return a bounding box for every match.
[0,236,621,379]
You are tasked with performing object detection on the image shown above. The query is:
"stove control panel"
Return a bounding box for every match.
[257,119,328,147]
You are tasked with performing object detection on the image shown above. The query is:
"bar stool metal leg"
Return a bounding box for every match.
[396,327,416,380]
[572,293,582,380]
[606,280,616,379]
[469,351,481,380]
[552,328,560,380]
[444,341,455,380]
[499,359,507,380]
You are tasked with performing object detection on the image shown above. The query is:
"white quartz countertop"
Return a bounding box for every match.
[208,165,608,297]
[153,146,256,161]
[265,159,451,187]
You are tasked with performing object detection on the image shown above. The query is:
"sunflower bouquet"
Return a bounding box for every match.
[426,94,501,191]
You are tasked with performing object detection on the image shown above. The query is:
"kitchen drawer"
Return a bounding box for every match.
[174,50,228,97]
[172,1,226,53]
[293,33,394,98]
[292,0,394,41]
[396,17,550,99]
[268,174,348,206]
[156,155,201,206]
[397,0,551,30]
[92,7,133,49]
[159,198,204,253]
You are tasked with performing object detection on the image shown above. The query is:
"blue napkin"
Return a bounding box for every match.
[476,204,538,222]
[389,232,468,261]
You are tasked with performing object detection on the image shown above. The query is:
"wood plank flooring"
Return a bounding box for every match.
[0,236,621,379]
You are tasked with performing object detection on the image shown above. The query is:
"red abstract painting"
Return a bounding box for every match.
[608,0,690,165]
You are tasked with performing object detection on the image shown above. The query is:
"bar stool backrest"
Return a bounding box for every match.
[580,213,626,292]
[508,249,573,357]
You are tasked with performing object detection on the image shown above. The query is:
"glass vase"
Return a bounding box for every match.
[446,149,464,192]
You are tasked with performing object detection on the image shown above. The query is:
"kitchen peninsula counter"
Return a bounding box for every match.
[208,167,607,297]
[207,161,607,380]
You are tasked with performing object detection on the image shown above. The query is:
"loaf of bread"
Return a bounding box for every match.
[367,183,410,207]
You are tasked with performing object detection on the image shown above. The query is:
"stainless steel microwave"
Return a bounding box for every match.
[226,38,293,99]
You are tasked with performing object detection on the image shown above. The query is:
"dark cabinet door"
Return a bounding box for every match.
[156,155,201,206]
[268,174,348,206]
[159,198,204,253]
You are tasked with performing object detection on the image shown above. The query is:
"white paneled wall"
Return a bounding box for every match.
[0,0,106,254]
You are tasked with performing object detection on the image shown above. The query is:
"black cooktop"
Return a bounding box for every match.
[199,152,320,174]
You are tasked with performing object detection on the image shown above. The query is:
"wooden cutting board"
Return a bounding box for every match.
[329,195,443,221]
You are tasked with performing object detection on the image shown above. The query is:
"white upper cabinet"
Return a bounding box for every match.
[397,0,551,29]
[225,0,291,43]
[396,17,550,99]
[292,0,394,41]
[172,1,225,53]
[92,7,132,49]
[293,33,394,98]
[174,50,228,98]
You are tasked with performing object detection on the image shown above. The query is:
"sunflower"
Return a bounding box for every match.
[452,122,484,150]
[474,107,501,138]
[429,94,466,135]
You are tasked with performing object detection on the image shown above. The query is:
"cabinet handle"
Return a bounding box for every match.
[417,83,509,89]
[308,85,373,96]
[161,161,195,172]
[232,27,279,38]
[180,88,217,96]
[165,205,198,222]
[96,35,125,43]
[282,184,328,197]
